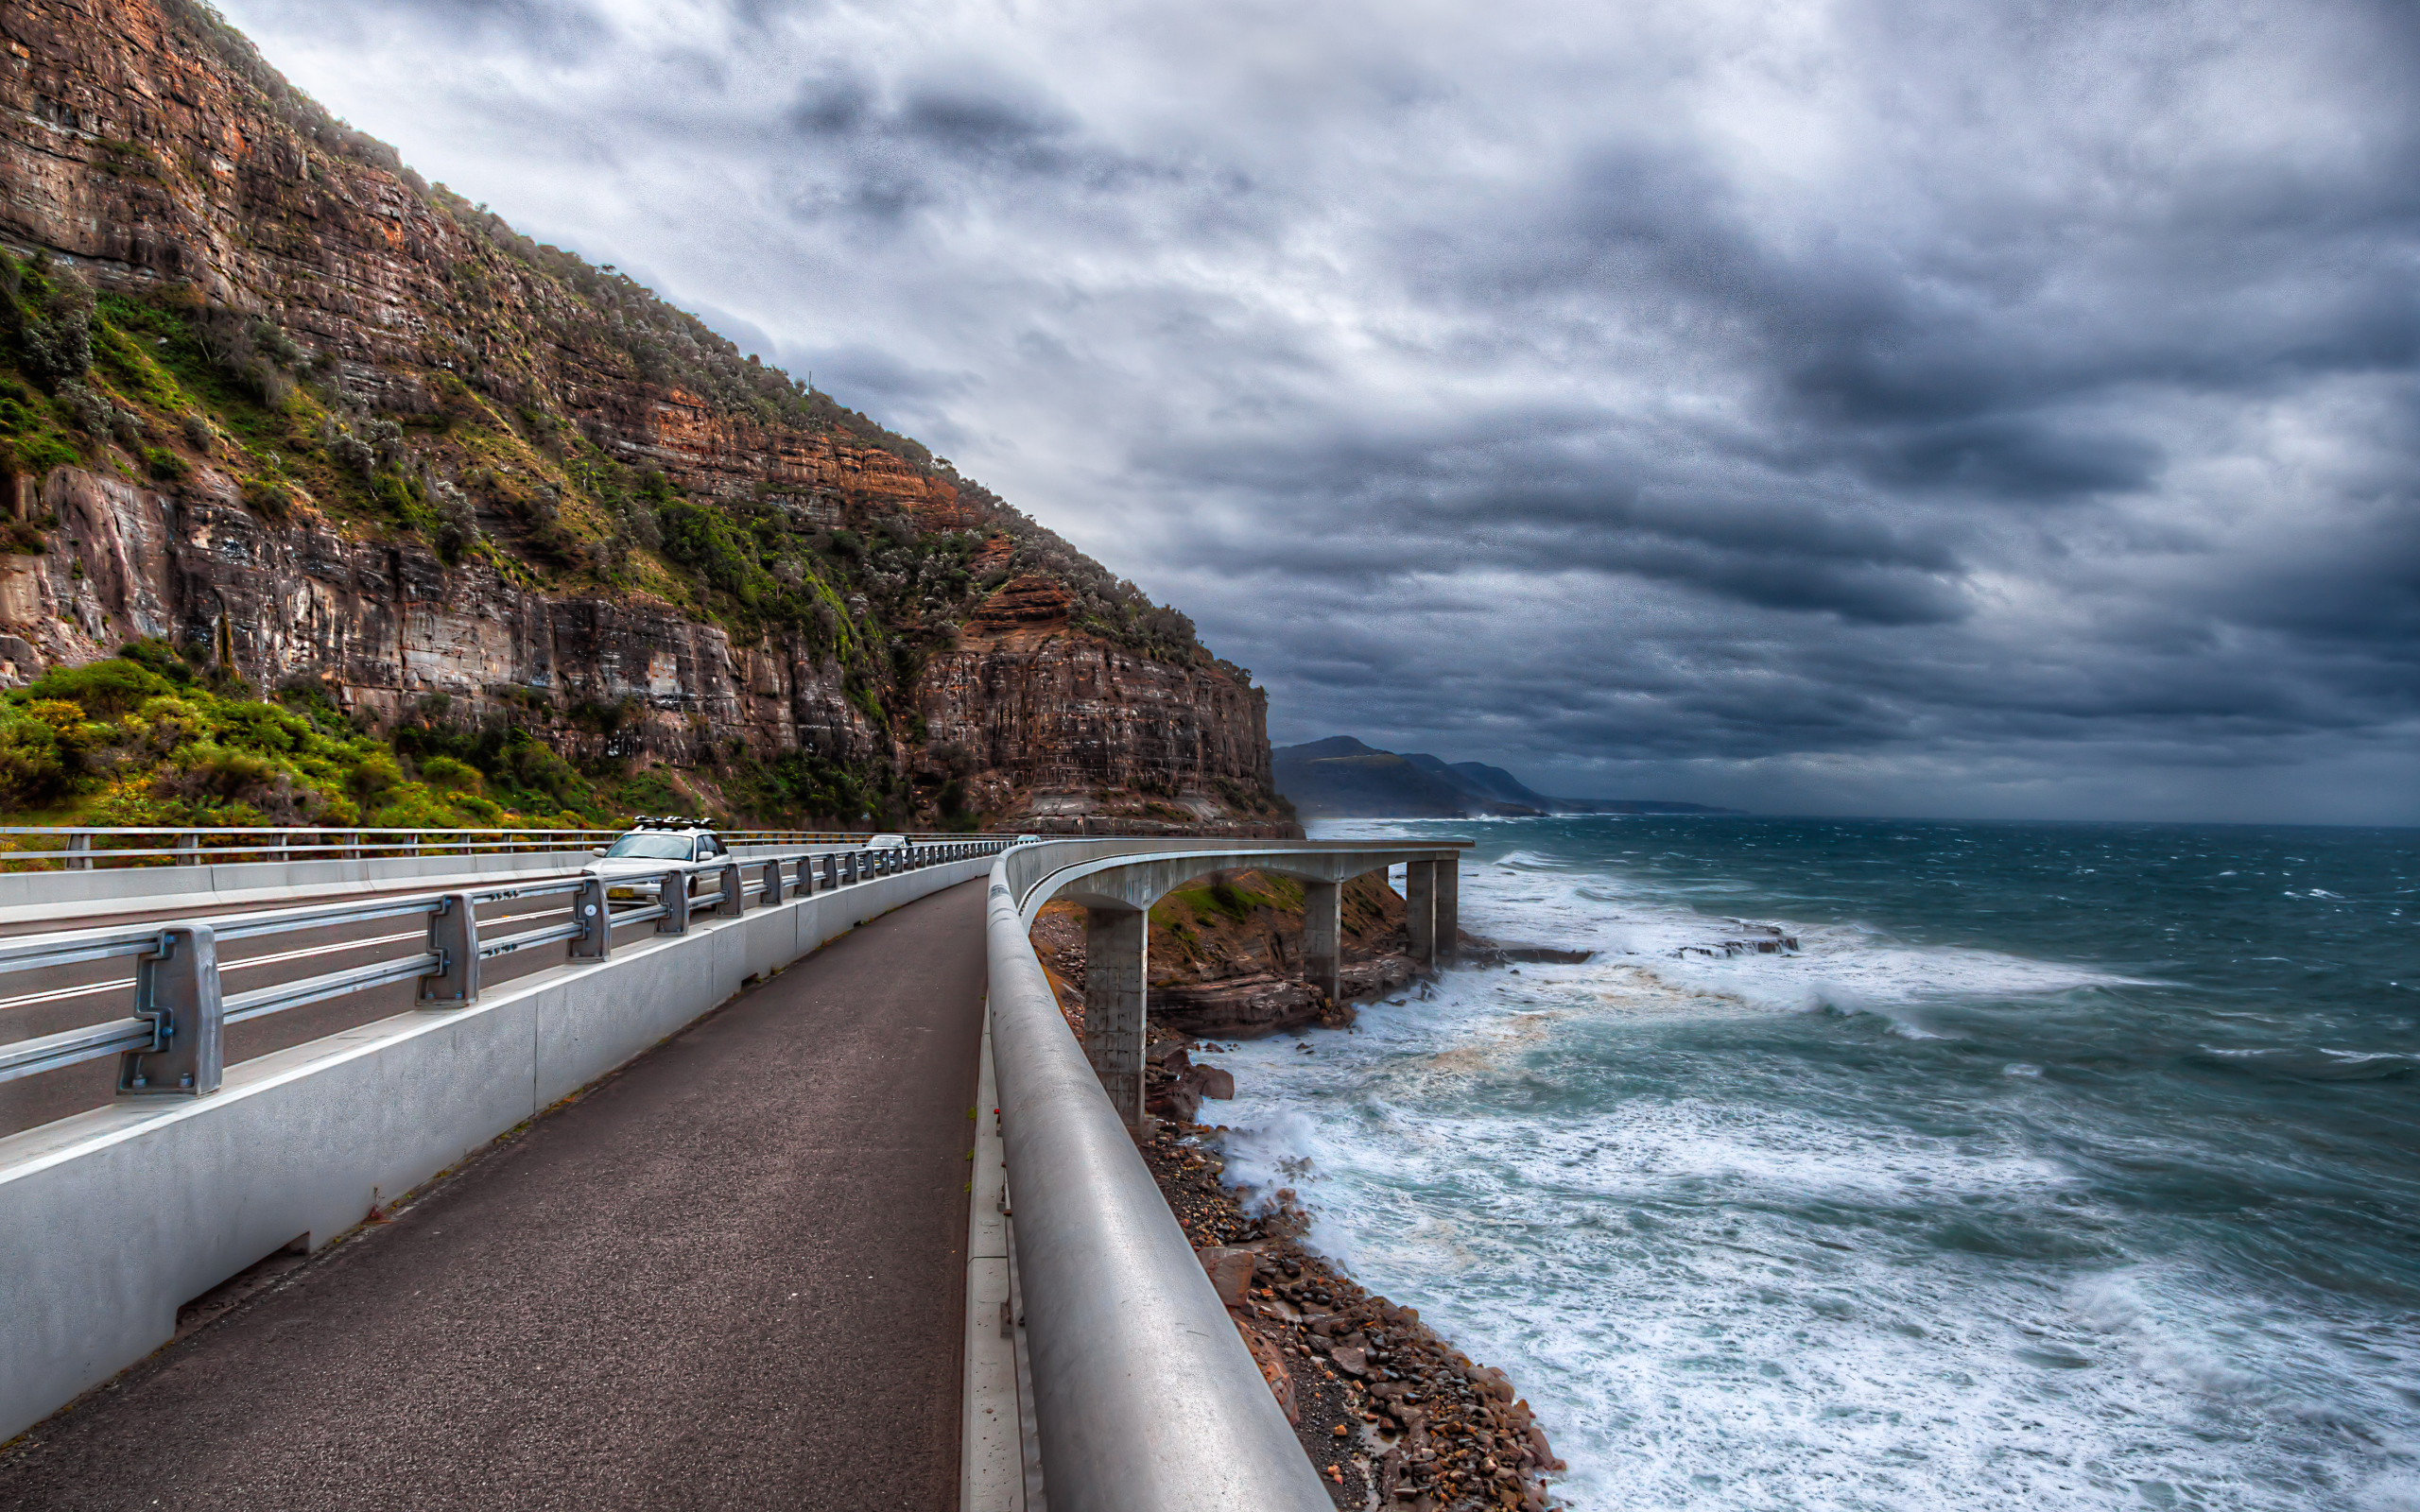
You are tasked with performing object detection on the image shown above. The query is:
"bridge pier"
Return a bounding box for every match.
[1437,855,1459,961]
[1082,904,1149,1128]
[1303,878,1340,1005]
[1406,860,1438,970]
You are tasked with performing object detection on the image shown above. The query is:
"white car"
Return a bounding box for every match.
[862,833,909,850]
[583,824,732,898]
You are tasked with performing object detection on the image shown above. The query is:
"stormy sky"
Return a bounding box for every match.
[219,0,2420,823]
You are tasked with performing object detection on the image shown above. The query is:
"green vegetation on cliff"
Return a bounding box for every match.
[0,640,597,831]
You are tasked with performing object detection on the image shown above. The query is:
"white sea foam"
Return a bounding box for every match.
[1203,832,2415,1511]
[1434,847,2144,1048]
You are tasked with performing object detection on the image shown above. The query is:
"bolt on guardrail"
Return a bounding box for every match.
[0,840,1011,1096]
[117,925,220,1097]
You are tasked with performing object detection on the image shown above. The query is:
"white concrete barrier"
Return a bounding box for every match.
[0,855,993,1442]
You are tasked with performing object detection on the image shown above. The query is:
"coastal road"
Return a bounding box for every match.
[0,878,988,1511]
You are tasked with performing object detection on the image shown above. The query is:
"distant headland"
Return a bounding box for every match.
[1273,736,1740,819]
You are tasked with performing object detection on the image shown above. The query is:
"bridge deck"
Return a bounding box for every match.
[0,879,988,1511]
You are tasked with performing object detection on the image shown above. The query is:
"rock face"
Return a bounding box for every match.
[5,466,888,766]
[5,463,1284,809]
[922,577,1278,823]
[0,0,1284,825]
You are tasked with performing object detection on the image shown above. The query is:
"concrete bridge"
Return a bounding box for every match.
[0,831,1469,1511]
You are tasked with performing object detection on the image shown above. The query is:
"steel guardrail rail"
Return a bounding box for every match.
[982,844,1336,1512]
[0,839,1015,1091]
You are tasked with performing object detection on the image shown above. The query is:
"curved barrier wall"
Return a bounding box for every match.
[980,838,1468,1512]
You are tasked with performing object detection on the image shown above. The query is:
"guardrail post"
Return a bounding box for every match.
[714,863,744,918]
[1303,878,1341,1006]
[656,870,689,934]
[823,853,839,890]
[1083,904,1150,1130]
[569,874,611,960]
[174,832,199,867]
[64,832,91,870]
[117,924,222,1096]
[1406,859,1439,971]
[759,858,786,905]
[1436,855,1460,962]
[420,893,480,1005]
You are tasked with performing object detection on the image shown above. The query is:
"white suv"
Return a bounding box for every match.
[583,821,731,897]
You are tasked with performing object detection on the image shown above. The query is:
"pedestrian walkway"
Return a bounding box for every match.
[0,880,989,1512]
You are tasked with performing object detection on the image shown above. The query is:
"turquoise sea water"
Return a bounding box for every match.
[1207,816,2418,1511]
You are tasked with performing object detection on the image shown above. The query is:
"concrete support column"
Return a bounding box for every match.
[1406,860,1438,970]
[1083,905,1149,1129]
[1303,878,1341,1005]
[1436,856,1460,961]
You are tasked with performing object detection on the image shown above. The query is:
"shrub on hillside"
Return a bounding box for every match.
[27,659,175,719]
[418,754,483,795]
[0,708,71,806]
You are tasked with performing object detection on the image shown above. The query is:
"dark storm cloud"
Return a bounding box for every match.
[225,0,2420,821]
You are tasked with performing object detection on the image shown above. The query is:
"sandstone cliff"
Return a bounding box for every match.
[0,0,1287,830]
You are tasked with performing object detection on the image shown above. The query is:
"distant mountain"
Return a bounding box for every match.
[1273,737,1740,818]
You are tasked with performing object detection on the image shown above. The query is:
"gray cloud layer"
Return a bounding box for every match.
[224,0,2420,821]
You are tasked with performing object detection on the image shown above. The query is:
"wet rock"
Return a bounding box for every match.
[1195,1245,1258,1308]
[1152,972,1324,1039]
[1237,1318,1299,1425]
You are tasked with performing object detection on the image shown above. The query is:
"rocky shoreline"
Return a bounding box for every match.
[1141,1031,1565,1510]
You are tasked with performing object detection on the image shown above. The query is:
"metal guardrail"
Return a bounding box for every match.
[982,836,1478,1510]
[0,826,1001,870]
[983,842,1352,1512]
[0,839,1011,1092]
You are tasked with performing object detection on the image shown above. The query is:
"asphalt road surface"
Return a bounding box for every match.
[0,878,988,1511]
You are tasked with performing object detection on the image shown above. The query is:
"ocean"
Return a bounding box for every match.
[1206,816,2419,1511]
